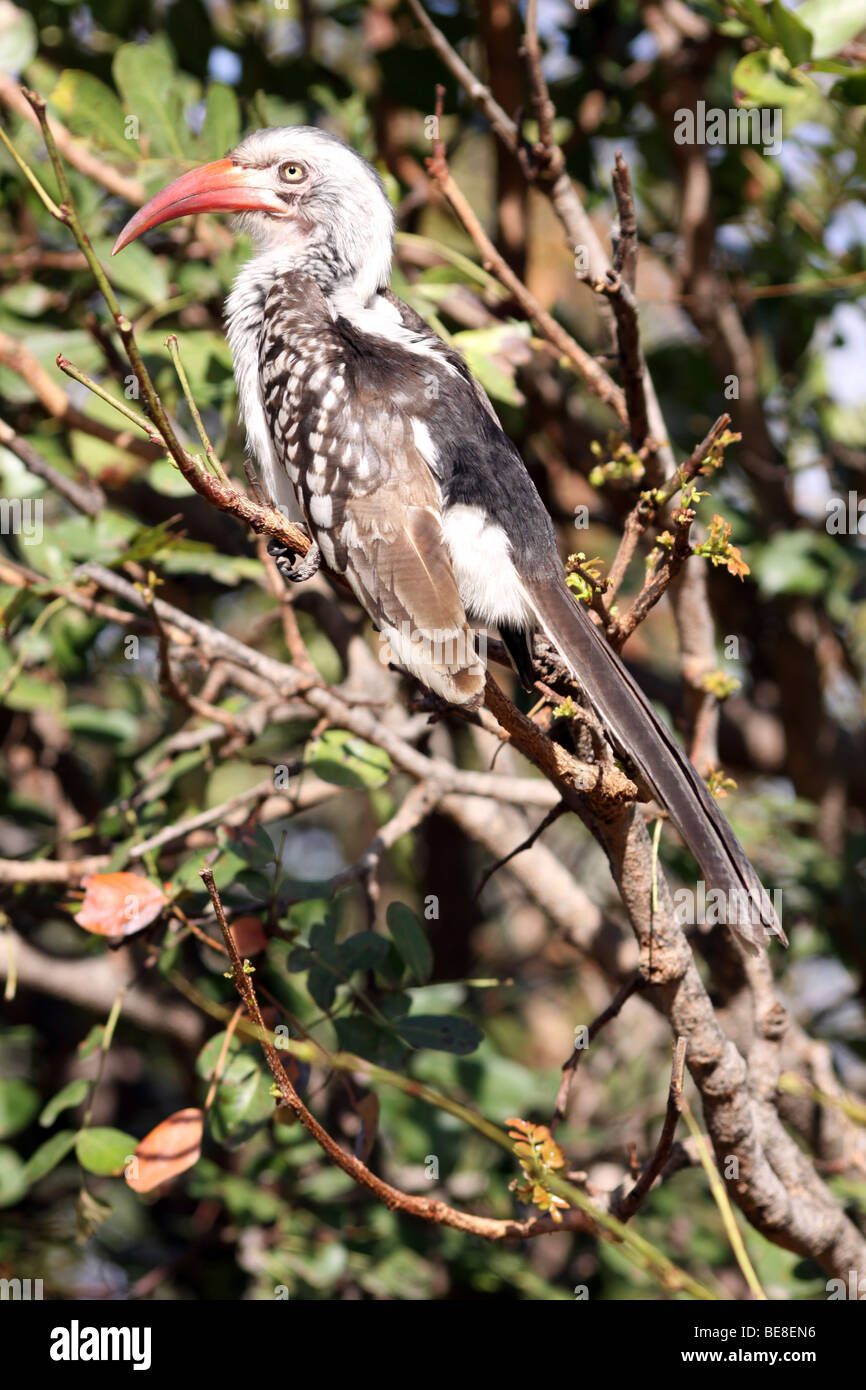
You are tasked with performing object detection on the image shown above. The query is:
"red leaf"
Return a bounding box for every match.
[125,1108,204,1194]
[75,872,167,939]
[354,1093,380,1165]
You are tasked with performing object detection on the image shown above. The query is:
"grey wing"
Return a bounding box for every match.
[383,288,502,426]
[326,398,486,708]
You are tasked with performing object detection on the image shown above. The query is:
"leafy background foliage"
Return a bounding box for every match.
[0,0,864,1300]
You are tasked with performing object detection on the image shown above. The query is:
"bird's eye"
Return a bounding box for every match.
[279,162,306,184]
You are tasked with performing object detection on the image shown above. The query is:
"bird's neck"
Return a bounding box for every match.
[234,246,390,314]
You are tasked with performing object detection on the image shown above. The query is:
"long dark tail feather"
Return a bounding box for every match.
[526,577,786,953]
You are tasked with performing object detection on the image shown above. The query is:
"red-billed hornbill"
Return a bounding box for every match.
[113,126,785,952]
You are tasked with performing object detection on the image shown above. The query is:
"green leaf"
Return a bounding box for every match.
[91,237,170,307]
[751,530,842,597]
[806,59,857,73]
[303,729,391,789]
[796,0,866,58]
[332,1015,384,1062]
[0,1078,40,1138]
[41,511,139,564]
[1,673,66,713]
[309,916,338,960]
[334,1015,407,1068]
[732,48,819,112]
[62,706,140,744]
[175,842,263,897]
[76,1126,138,1176]
[0,5,37,76]
[0,1146,27,1208]
[285,943,312,972]
[148,458,196,498]
[770,0,813,66]
[0,585,37,632]
[830,67,866,103]
[1,283,55,318]
[39,1079,90,1128]
[117,517,185,566]
[386,902,433,983]
[380,991,413,1019]
[196,1029,244,1079]
[729,0,776,44]
[377,940,409,986]
[21,1129,77,1187]
[143,329,234,403]
[393,1014,483,1055]
[159,544,262,586]
[336,931,388,975]
[209,1054,273,1146]
[217,823,275,869]
[307,964,338,1012]
[77,1026,105,1060]
[50,70,134,154]
[201,83,241,160]
[452,323,531,407]
[113,41,188,162]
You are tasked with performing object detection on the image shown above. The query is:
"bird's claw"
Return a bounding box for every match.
[268,536,321,584]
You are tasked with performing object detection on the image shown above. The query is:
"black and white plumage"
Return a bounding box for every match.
[113,126,786,952]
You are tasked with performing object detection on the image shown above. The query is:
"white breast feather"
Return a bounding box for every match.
[226,258,301,520]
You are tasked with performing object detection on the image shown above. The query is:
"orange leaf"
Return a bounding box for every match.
[75,872,167,939]
[229,915,268,956]
[125,1108,204,1194]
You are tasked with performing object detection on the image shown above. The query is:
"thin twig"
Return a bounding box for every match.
[0,121,62,216]
[475,800,567,898]
[0,855,110,884]
[143,578,240,734]
[592,266,651,460]
[617,1036,688,1219]
[612,507,696,649]
[0,71,144,204]
[521,0,561,177]
[82,560,630,813]
[553,973,644,1129]
[407,0,675,473]
[426,88,626,422]
[0,419,105,516]
[56,355,162,442]
[203,1005,244,1110]
[165,334,231,485]
[611,151,638,291]
[129,768,303,859]
[680,1097,768,1300]
[328,782,441,896]
[604,413,732,610]
[257,536,317,672]
[0,329,160,459]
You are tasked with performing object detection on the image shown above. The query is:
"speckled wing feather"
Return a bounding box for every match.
[258,274,484,706]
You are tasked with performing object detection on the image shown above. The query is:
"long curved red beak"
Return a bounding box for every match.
[112,158,288,254]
